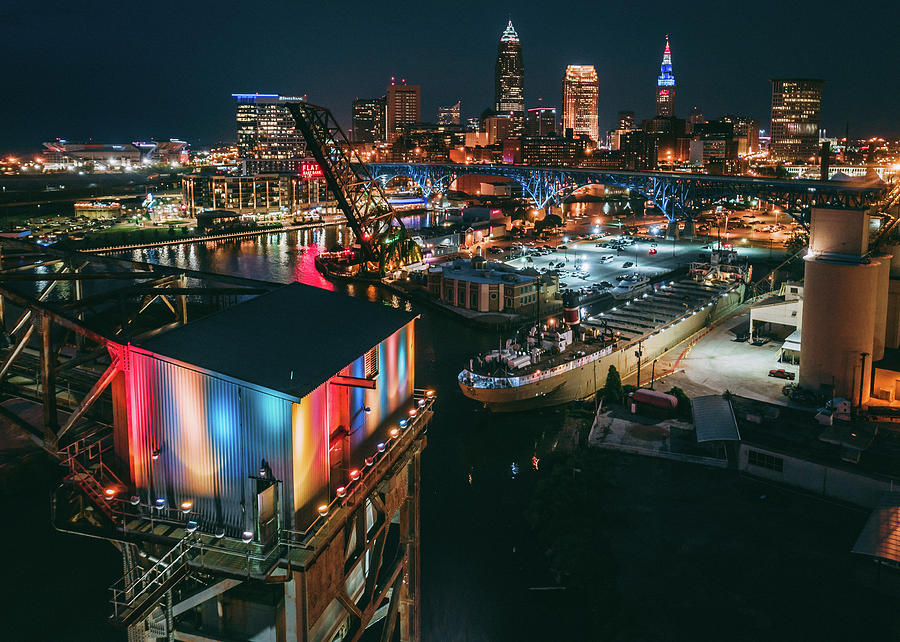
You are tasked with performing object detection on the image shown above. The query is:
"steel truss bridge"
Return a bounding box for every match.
[367,162,889,223]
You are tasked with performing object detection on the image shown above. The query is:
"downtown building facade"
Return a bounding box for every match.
[526,107,558,137]
[770,78,824,161]
[351,97,386,143]
[437,101,461,125]
[656,37,675,118]
[233,93,307,174]
[495,21,525,130]
[562,65,599,143]
[386,79,421,142]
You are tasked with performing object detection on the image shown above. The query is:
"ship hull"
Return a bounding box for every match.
[460,283,744,412]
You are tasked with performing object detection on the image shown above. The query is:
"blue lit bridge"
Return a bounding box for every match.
[367,162,889,226]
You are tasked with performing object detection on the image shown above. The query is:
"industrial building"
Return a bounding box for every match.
[49,281,432,641]
[427,253,559,315]
[800,207,900,405]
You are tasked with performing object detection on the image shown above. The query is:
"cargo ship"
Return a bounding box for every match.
[458,250,749,412]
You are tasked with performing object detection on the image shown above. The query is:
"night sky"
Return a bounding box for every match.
[2,0,897,153]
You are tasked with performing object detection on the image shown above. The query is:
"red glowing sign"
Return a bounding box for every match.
[301,161,324,179]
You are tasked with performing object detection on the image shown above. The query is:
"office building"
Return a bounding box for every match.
[656,36,675,118]
[437,101,461,125]
[526,107,558,137]
[352,97,385,143]
[522,136,578,166]
[770,78,824,161]
[386,79,421,141]
[233,93,306,174]
[621,130,658,170]
[495,21,525,128]
[562,65,599,143]
[617,110,635,131]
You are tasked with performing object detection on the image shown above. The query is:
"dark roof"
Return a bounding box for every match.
[853,493,900,564]
[138,283,417,399]
[692,395,741,442]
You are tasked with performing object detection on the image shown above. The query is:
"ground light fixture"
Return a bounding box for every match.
[104,487,117,499]
[317,505,329,517]
[336,486,347,498]
[186,521,198,533]
[154,498,166,510]
[389,427,400,439]
[377,442,386,453]
[241,531,254,544]
[180,500,193,514]
[349,469,361,481]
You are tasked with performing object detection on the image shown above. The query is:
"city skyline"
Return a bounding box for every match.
[1,1,898,153]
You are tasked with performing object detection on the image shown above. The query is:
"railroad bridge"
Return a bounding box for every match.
[367,162,888,227]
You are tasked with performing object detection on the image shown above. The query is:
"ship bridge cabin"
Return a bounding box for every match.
[114,283,418,541]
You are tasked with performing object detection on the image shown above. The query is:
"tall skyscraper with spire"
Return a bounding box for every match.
[494,21,525,130]
[656,36,675,117]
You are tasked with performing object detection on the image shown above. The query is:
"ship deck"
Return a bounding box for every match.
[462,277,743,386]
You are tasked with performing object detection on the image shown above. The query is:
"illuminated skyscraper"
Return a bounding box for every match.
[656,36,675,117]
[352,97,385,143]
[770,78,823,161]
[562,65,599,142]
[526,107,558,136]
[437,101,461,125]
[385,79,421,141]
[494,21,525,128]
[233,93,306,174]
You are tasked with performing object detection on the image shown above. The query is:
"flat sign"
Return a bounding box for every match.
[301,160,324,179]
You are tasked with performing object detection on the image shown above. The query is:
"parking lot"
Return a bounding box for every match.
[505,234,785,296]
[661,312,799,405]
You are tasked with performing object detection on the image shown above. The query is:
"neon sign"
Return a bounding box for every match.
[301,161,324,179]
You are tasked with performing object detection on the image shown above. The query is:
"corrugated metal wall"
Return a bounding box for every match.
[122,319,416,537]
[126,348,295,536]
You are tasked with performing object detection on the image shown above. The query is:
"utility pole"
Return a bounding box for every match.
[634,342,644,388]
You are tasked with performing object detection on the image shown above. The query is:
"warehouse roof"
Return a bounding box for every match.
[853,493,900,564]
[138,283,417,399]
[692,395,741,442]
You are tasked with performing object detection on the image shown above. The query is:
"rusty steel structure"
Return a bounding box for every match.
[1,238,432,641]
[283,101,409,265]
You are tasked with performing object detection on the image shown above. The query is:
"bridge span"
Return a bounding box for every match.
[367,162,888,223]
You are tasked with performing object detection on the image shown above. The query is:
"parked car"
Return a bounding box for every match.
[648,248,657,255]
[768,369,796,380]
[622,261,634,268]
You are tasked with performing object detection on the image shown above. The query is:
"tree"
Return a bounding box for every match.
[667,386,692,420]
[535,213,563,232]
[774,161,789,179]
[603,365,623,404]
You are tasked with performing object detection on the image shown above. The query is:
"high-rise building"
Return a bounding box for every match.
[617,110,635,131]
[352,97,386,143]
[526,107,558,137]
[233,93,306,174]
[386,79,421,141]
[437,101,461,125]
[494,21,525,129]
[686,106,704,134]
[562,65,599,143]
[770,78,824,161]
[656,36,675,118]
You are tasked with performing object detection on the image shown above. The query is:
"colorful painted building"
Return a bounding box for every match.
[113,283,417,540]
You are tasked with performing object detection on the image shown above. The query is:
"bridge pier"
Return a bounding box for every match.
[682,219,695,240]
[666,221,679,240]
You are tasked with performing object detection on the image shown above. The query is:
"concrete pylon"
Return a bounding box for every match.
[681,219,695,239]
[665,221,679,240]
